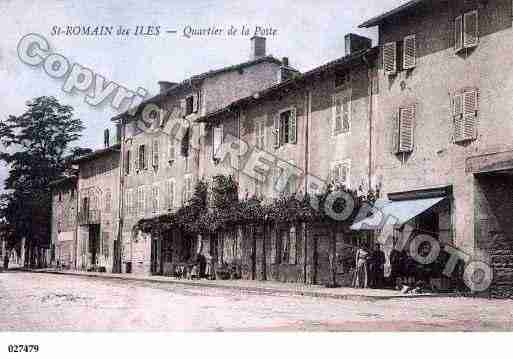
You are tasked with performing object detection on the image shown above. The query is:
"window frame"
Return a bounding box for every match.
[332,89,352,136]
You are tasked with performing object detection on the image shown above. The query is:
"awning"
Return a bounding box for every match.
[350,196,446,231]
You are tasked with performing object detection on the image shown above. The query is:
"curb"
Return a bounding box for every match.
[13,268,455,301]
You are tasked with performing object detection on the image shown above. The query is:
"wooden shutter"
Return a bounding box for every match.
[180,99,186,117]
[383,42,397,75]
[333,95,342,134]
[342,92,351,131]
[192,92,199,113]
[398,105,415,152]
[134,146,140,171]
[288,108,297,144]
[403,35,416,70]
[453,93,464,142]
[273,115,280,148]
[454,15,463,53]
[464,10,479,48]
[152,139,159,168]
[125,150,131,174]
[463,89,478,140]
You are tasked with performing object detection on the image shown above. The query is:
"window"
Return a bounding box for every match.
[168,138,176,164]
[383,42,397,75]
[403,35,416,70]
[255,119,266,149]
[125,190,133,217]
[453,89,478,142]
[125,149,131,175]
[152,139,159,170]
[138,144,147,170]
[455,10,478,53]
[137,187,144,215]
[104,189,112,212]
[333,90,351,135]
[331,161,351,189]
[273,108,297,148]
[183,175,193,204]
[213,125,223,162]
[335,70,351,89]
[183,93,198,116]
[167,179,176,210]
[394,104,415,153]
[152,186,160,214]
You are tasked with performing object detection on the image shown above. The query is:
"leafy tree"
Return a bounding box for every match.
[0,96,86,266]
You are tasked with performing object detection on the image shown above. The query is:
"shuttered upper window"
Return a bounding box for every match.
[255,119,266,149]
[397,105,415,153]
[168,138,176,164]
[213,125,223,162]
[455,10,479,53]
[453,89,478,142]
[403,35,416,70]
[273,107,297,148]
[331,160,351,189]
[333,90,351,135]
[152,139,159,170]
[383,42,397,75]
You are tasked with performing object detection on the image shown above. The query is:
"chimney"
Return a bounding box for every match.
[104,129,110,148]
[250,36,266,60]
[344,33,372,56]
[158,81,177,94]
[277,57,300,83]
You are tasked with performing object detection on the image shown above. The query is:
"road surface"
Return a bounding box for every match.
[1,271,513,331]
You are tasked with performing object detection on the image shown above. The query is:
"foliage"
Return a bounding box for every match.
[0,96,86,254]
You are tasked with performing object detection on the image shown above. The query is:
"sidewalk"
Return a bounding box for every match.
[17,268,450,301]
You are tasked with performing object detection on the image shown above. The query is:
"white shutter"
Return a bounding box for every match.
[463,89,478,140]
[288,108,297,144]
[403,35,416,70]
[453,93,464,142]
[398,105,415,152]
[464,10,479,48]
[454,15,463,53]
[273,115,280,148]
[383,42,397,75]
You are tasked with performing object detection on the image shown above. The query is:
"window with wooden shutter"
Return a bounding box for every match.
[152,139,159,169]
[168,138,176,164]
[403,35,416,70]
[464,10,479,48]
[383,42,397,75]
[333,91,351,135]
[333,95,343,134]
[167,179,175,210]
[192,92,199,113]
[273,115,280,148]
[463,89,478,140]
[398,105,415,153]
[288,108,297,144]
[138,144,146,170]
[152,186,159,214]
[453,93,464,142]
[256,119,266,149]
[454,15,463,52]
[213,125,223,162]
[180,99,186,117]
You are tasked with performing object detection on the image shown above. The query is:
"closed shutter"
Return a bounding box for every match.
[288,108,297,144]
[403,35,416,70]
[383,42,397,75]
[333,95,342,134]
[289,226,296,265]
[463,89,478,140]
[152,139,159,168]
[273,115,280,148]
[464,10,479,48]
[398,105,415,152]
[454,15,463,53]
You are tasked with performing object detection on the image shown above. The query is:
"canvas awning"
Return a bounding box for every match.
[350,196,446,231]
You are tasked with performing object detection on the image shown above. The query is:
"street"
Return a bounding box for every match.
[1,271,513,331]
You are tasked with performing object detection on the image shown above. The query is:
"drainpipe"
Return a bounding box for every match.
[116,117,126,273]
[363,54,373,192]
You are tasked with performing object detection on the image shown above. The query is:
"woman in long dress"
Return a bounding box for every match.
[353,247,370,288]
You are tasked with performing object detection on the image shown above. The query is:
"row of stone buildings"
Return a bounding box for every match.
[50,0,513,293]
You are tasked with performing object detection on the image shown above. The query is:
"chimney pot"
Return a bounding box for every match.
[250,36,266,60]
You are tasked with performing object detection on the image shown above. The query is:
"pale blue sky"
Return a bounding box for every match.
[0,0,406,191]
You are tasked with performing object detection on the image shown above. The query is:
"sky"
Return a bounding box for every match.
[0,0,406,192]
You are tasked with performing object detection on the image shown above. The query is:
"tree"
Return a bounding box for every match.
[0,96,86,266]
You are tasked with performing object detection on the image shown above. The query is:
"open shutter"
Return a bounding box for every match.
[152,139,159,168]
[168,138,176,163]
[273,115,280,148]
[398,105,415,152]
[464,10,479,48]
[383,42,397,76]
[288,108,297,144]
[463,89,478,140]
[125,150,131,174]
[134,146,140,171]
[453,93,464,142]
[403,35,416,70]
[180,99,186,117]
[192,92,199,113]
[455,15,463,53]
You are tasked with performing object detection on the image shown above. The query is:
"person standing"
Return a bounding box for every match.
[353,246,370,288]
[372,243,386,288]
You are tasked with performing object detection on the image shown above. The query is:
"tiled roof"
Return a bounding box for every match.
[196,47,377,124]
[71,144,120,164]
[359,0,425,28]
